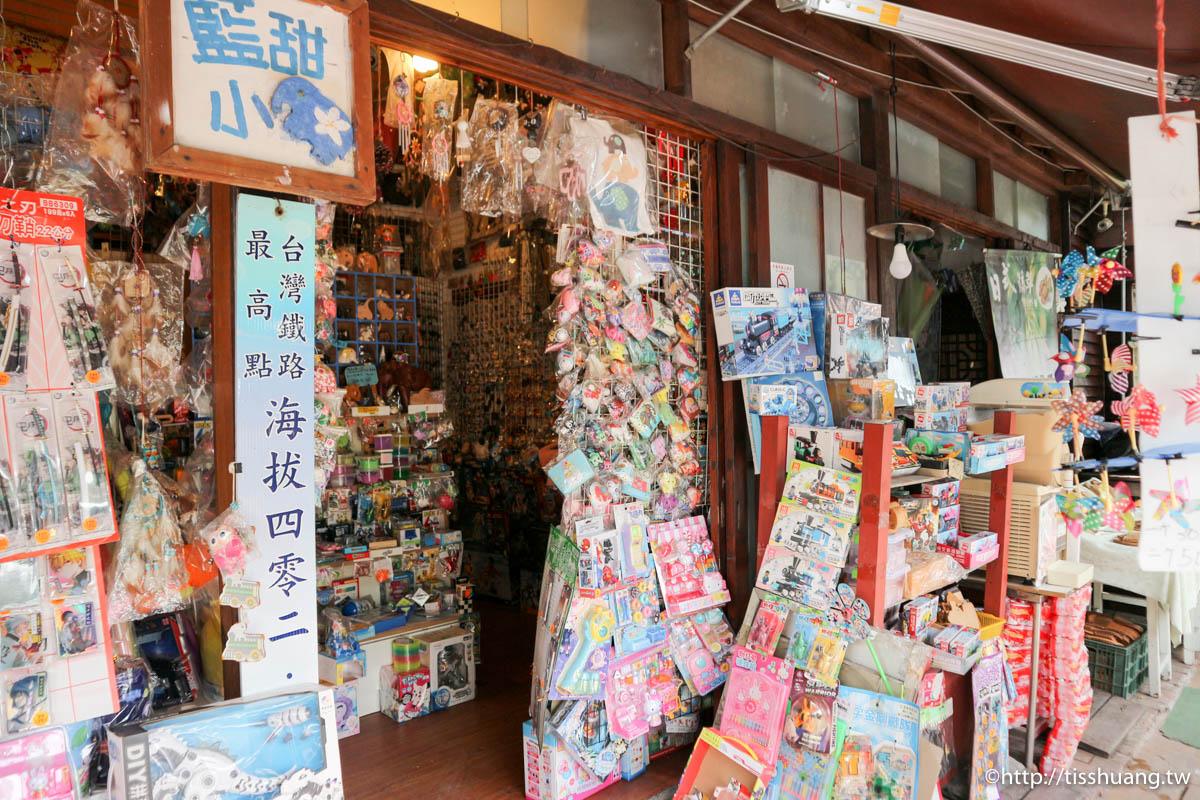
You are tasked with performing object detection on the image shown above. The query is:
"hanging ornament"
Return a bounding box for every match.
[1051,388,1104,460]
[383,50,414,155]
[454,114,473,166]
[1111,383,1163,450]
[1175,375,1200,425]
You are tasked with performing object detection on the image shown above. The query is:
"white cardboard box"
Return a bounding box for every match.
[415,625,476,709]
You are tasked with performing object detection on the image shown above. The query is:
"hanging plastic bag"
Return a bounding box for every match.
[109,459,188,622]
[419,75,458,183]
[382,49,415,156]
[38,0,143,225]
[536,101,589,226]
[196,504,259,580]
[461,99,522,218]
[89,253,184,408]
[569,115,655,237]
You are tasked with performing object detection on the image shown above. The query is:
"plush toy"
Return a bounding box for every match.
[343,384,364,408]
[337,346,358,365]
[199,506,257,579]
[335,246,357,271]
[375,290,395,320]
[356,252,378,273]
[357,299,374,320]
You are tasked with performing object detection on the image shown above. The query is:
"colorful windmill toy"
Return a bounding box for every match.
[1051,388,1103,460]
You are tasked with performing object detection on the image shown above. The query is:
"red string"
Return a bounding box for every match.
[1156,0,1178,140]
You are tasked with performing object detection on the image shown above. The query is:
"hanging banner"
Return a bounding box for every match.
[140,0,374,204]
[983,249,1058,379]
[234,194,316,693]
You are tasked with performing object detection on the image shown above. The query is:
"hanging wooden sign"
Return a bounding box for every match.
[140,0,375,204]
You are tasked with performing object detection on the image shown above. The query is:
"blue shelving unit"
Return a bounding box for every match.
[333,270,419,385]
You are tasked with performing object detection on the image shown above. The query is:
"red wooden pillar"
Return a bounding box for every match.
[857,421,894,626]
[756,416,790,570]
[984,410,1016,618]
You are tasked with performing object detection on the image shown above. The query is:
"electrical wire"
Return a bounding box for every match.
[687,0,1067,171]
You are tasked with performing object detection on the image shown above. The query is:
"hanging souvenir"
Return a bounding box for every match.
[461,99,522,218]
[383,49,415,155]
[196,505,259,579]
[419,75,458,183]
[108,459,187,622]
[1111,383,1163,451]
[38,0,143,225]
[454,114,473,166]
[1056,488,1104,538]
[1050,389,1104,460]
[569,115,655,236]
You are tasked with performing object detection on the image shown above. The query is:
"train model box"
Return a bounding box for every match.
[711,288,816,380]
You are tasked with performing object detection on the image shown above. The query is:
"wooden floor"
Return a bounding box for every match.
[341,599,688,799]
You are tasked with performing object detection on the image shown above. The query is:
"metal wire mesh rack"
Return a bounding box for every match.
[331,203,425,274]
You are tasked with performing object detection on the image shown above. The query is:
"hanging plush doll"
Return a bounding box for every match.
[109,460,188,622]
[383,50,415,156]
[197,505,258,579]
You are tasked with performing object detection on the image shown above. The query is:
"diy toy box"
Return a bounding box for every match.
[523,719,620,800]
[414,626,476,709]
[108,689,344,800]
[711,288,813,379]
[914,382,970,412]
[829,378,895,424]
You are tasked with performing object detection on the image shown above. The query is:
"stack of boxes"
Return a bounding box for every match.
[912,382,969,432]
[921,478,961,545]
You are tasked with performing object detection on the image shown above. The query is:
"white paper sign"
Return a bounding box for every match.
[170,0,357,176]
[770,262,795,289]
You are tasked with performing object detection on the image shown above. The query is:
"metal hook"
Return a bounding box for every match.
[275,198,284,217]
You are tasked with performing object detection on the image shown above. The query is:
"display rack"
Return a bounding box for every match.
[333,270,419,384]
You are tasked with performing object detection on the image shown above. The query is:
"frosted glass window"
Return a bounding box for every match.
[993,171,1017,226]
[1016,181,1050,241]
[689,23,775,130]
[773,60,860,163]
[767,168,821,289]
[822,186,867,298]
[888,117,940,196]
[938,142,976,210]
[528,0,664,89]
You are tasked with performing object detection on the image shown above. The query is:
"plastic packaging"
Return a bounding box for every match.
[569,115,655,236]
[51,390,114,540]
[5,395,68,549]
[460,99,522,219]
[0,237,35,395]
[38,0,143,225]
[108,459,187,622]
[419,75,458,183]
[534,101,589,226]
[196,504,258,580]
[89,254,184,409]
[39,245,115,390]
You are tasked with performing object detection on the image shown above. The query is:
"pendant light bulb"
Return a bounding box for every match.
[888,240,912,280]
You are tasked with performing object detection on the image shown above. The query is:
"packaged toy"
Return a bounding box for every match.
[0,726,77,799]
[783,670,836,754]
[197,505,258,579]
[331,680,359,738]
[665,608,734,696]
[604,643,680,740]
[716,647,793,770]
[711,288,807,380]
[674,728,768,800]
[767,505,852,566]
[647,516,729,618]
[780,461,861,522]
[379,665,430,723]
[107,690,344,800]
[550,603,614,700]
[755,546,839,610]
[833,686,920,800]
[522,718,620,800]
[549,699,625,781]
[744,371,833,472]
[829,378,895,424]
[823,294,887,379]
[415,626,475,710]
[746,598,789,656]
[108,459,188,622]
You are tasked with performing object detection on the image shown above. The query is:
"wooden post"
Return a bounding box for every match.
[867,88,897,316]
[857,421,894,626]
[211,183,241,700]
[975,157,995,217]
[756,416,789,570]
[702,141,724,573]
[985,410,1016,618]
[660,0,692,98]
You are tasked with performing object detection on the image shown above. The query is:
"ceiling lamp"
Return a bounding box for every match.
[776,0,1200,100]
[868,45,932,281]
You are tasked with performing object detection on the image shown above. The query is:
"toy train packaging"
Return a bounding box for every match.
[710,288,819,380]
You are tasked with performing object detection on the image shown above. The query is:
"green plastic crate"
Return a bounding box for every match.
[1085,624,1148,698]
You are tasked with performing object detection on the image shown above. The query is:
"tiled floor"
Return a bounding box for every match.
[1001,648,1200,800]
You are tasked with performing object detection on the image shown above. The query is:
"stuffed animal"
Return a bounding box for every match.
[375,290,396,321]
[360,325,375,342]
[343,384,364,408]
[356,252,378,273]
[357,299,374,320]
[335,246,357,271]
[337,346,358,365]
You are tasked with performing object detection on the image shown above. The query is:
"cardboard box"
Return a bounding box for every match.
[913,408,967,432]
[331,679,360,738]
[673,728,768,800]
[905,429,970,461]
[523,719,620,800]
[829,378,896,424]
[914,382,970,412]
[108,689,343,800]
[711,288,817,379]
[415,626,476,709]
[379,665,431,723]
[969,409,1069,487]
[920,478,960,506]
[318,650,366,685]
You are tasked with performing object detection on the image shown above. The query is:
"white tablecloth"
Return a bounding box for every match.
[1079,530,1200,643]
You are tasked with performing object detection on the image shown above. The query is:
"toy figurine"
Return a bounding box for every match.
[197,505,257,580]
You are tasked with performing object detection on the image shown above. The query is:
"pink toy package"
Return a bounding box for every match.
[648,516,730,619]
[716,646,794,773]
[746,597,789,655]
[0,727,75,800]
[665,608,734,696]
[604,644,682,740]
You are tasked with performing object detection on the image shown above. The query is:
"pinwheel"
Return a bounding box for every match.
[1093,247,1132,294]
[1172,263,1186,316]
[1175,375,1200,426]
[1051,333,1089,381]
[1148,476,1200,530]
[1103,480,1138,531]
[825,583,869,642]
[1057,249,1084,300]
[1057,489,1104,537]
[1111,383,1162,451]
[1051,388,1104,460]
[1107,341,1134,396]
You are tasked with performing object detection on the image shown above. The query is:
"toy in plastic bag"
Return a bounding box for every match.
[38,0,143,225]
[419,75,458,183]
[382,49,415,154]
[461,99,522,218]
[109,459,187,622]
[197,505,258,580]
[38,245,115,390]
[0,236,34,395]
[533,101,589,226]
[89,254,184,408]
[569,115,655,236]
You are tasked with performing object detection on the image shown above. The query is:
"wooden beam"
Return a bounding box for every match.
[211,183,240,701]
[984,411,1016,618]
[661,0,692,97]
[867,88,898,319]
[748,149,771,286]
[756,416,789,570]
[975,157,996,217]
[899,181,1057,252]
[857,421,894,627]
[702,141,724,572]
[369,0,876,195]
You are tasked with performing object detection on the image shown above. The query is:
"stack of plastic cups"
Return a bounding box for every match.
[392,636,421,674]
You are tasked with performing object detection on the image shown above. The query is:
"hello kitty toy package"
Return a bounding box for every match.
[197,505,259,580]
